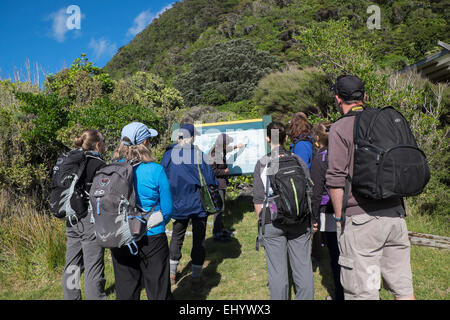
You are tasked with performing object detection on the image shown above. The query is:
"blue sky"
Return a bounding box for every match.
[0,0,176,86]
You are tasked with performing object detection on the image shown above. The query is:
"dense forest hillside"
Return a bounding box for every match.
[104,0,242,80]
[104,0,449,83]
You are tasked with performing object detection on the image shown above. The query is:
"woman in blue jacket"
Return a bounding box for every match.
[111,122,173,300]
[288,112,313,170]
[161,123,218,287]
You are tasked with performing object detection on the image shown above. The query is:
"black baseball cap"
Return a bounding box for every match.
[178,123,200,138]
[332,75,365,101]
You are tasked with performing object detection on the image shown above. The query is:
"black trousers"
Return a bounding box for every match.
[111,233,172,300]
[322,231,344,300]
[169,216,207,266]
[213,189,226,235]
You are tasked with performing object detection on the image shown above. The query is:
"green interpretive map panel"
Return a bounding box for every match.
[172,116,272,176]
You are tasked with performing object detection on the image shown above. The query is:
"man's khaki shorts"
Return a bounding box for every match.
[337,209,414,300]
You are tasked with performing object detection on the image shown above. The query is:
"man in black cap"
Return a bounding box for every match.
[325,75,415,300]
[332,75,366,114]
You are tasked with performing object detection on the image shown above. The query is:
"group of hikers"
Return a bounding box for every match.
[54,74,429,300]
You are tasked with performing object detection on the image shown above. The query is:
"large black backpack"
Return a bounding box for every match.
[256,152,313,250]
[49,149,89,225]
[348,106,430,200]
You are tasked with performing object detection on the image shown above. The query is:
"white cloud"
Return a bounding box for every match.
[46,7,84,42]
[127,10,155,37]
[157,3,173,17]
[126,4,174,37]
[47,8,69,42]
[89,38,118,60]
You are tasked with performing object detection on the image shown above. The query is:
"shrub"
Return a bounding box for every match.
[17,92,70,151]
[253,66,334,123]
[67,98,162,158]
[174,39,280,107]
[180,105,235,125]
[0,91,70,197]
[45,54,114,107]
[109,71,184,148]
[215,100,263,120]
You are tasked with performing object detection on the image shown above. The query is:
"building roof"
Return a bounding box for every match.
[402,41,450,83]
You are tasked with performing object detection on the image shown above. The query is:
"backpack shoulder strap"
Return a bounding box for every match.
[85,152,105,163]
[256,167,271,251]
[290,152,311,180]
[196,149,207,187]
[75,150,88,180]
[318,149,328,162]
[291,136,314,152]
[335,106,366,145]
[340,107,366,225]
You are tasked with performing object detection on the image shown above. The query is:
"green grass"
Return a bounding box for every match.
[0,193,448,300]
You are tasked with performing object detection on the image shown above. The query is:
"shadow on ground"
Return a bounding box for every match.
[312,236,337,300]
[171,194,248,299]
[172,237,242,299]
[223,193,253,230]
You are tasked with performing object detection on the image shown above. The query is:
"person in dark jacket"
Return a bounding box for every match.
[62,130,107,300]
[208,133,245,242]
[161,123,218,287]
[310,122,344,300]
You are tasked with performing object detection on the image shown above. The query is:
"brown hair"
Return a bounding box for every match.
[288,112,311,142]
[267,121,287,144]
[112,138,155,163]
[74,130,103,151]
[311,122,332,148]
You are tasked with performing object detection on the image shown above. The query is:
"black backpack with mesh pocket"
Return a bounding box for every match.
[256,152,313,250]
[49,149,89,225]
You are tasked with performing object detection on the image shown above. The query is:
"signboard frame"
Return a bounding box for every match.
[171,116,272,176]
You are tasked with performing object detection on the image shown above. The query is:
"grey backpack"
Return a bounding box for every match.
[89,161,153,255]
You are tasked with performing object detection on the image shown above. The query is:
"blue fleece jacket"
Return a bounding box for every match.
[290,137,313,170]
[133,162,173,236]
[161,144,218,220]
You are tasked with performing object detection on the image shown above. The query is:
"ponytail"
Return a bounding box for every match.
[311,122,331,148]
[113,139,155,163]
[73,130,103,151]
